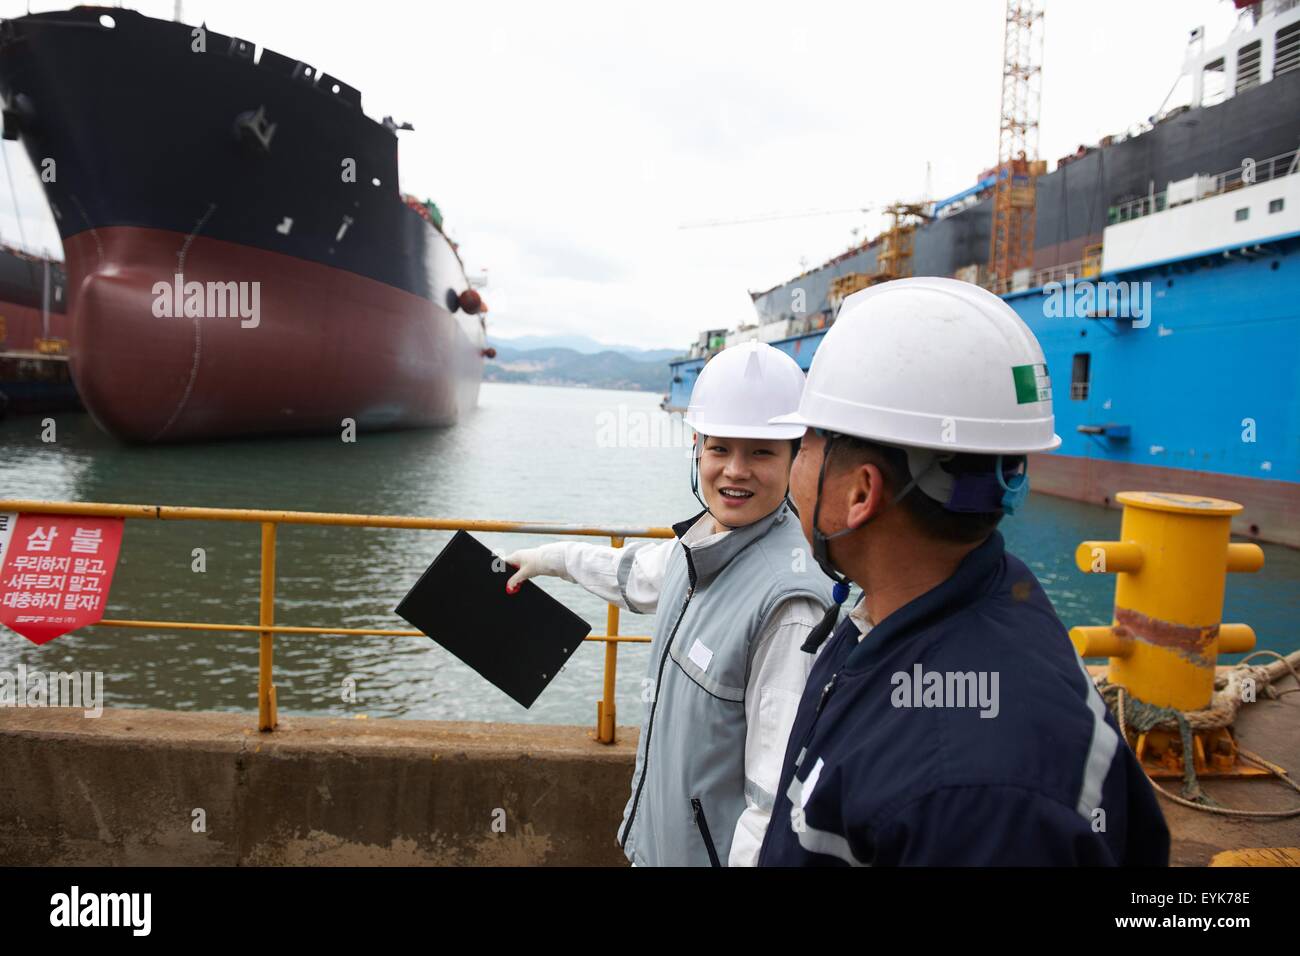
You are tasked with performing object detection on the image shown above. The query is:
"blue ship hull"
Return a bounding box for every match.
[667,237,1300,546]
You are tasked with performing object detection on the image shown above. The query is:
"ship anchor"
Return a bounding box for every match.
[233,105,277,152]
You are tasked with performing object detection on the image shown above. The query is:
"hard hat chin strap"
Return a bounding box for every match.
[809,431,931,585]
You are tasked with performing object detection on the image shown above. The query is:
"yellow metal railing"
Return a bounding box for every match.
[0,500,673,743]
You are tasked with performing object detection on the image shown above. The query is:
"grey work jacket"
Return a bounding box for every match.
[617,501,833,866]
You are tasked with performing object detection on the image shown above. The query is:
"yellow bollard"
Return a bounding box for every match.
[1071,492,1262,713]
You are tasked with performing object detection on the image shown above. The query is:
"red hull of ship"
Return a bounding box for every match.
[62,227,484,442]
[1028,453,1299,548]
[0,299,71,352]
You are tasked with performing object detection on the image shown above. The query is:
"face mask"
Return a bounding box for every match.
[809,431,933,583]
[905,446,1030,515]
[801,430,932,652]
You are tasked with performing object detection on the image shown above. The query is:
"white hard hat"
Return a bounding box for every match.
[685,341,807,439]
[771,277,1061,454]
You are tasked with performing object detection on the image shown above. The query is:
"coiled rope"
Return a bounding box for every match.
[1096,649,1300,818]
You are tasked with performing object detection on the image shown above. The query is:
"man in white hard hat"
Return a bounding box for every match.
[757,277,1169,866]
[503,341,834,866]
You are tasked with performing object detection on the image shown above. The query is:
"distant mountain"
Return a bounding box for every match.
[489,333,681,363]
[484,343,672,392]
[624,348,682,364]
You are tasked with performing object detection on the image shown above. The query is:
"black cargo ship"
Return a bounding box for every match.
[0,6,487,441]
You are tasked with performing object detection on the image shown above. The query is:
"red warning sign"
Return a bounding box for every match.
[0,512,126,645]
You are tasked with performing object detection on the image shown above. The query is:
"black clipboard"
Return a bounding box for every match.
[395,530,593,708]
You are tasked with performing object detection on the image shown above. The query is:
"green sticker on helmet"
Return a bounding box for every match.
[1012,363,1051,404]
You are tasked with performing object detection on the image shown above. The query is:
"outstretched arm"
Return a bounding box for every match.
[502,538,675,614]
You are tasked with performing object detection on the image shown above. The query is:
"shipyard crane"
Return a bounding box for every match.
[680,197,932,292]
[678,1,1045,297]
[987,0,1045,293]
[825,202,932,307]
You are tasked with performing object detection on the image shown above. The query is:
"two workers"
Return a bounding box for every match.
[508,276,1170,866]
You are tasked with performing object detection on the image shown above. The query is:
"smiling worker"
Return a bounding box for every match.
[504,341,834,866]
[758,277,1169,866]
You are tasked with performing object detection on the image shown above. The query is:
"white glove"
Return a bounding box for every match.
[501,543,571,592]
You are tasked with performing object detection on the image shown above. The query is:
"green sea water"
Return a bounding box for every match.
[1,383,1295,724]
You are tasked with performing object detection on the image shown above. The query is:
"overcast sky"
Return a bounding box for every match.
[2,0,1242,348]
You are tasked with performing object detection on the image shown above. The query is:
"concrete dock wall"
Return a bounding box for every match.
[5,697,1298,866]
[0,708,637,866]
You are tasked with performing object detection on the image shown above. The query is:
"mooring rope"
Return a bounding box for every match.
[1096,650,1300,819]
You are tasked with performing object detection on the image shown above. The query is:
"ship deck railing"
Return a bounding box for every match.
[0,499,674,743]
[986,148,1298,295]
[1108,147,1299,225]
[987,242,1105,296]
